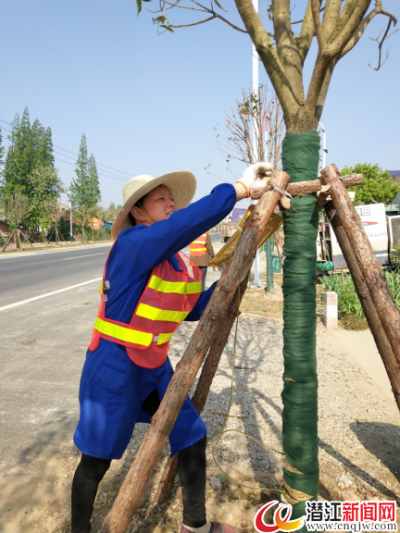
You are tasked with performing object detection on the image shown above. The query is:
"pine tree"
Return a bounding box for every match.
[1,108,59,229]
[68,134,101,210]
[87,154,101,207]
[37,127,55,168]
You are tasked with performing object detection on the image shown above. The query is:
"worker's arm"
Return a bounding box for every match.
[112,184,238,275]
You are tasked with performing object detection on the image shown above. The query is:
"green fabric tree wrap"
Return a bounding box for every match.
[281,131,320,526]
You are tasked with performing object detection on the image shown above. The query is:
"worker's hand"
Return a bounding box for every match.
[237,162,273,196]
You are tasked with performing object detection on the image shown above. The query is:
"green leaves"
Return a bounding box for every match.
[342,163,400,205]
[213,0,227,12]
[161,24,174,33]
[136,0,151,15]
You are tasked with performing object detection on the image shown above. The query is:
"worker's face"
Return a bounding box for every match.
[131,185,177,225]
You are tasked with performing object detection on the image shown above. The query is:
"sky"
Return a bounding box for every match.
[1,0,399,209]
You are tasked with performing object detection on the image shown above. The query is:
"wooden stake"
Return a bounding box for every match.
[249,173,363,199]
[322,164,400,370]
[151,272,250,506]
[100,169,290,533]
[325,200,400,411]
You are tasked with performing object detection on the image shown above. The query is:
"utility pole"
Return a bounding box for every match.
[69,201,73,243]
[264,108,274,292]
[251,0,262,287]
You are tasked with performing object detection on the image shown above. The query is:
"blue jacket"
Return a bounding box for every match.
[73,184,236,460]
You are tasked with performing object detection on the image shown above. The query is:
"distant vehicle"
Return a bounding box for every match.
[318,203,400,271]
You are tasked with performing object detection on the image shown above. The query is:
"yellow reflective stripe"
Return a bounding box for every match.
[94,317,153,347]
[192,239,206,244]
[157,332,174,345]
[136,303,189,323]
[148,275,201,295]
[99,280,103,294]
[190,247,207,252]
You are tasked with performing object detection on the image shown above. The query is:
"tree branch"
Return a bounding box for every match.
[301,52,332,129]
[328,0,360,43]
[296,1,315,64]
[170,15,217,28]
[292,4,325,25]
[154,0,248,33]
[272,0,305,100]
[234,0,300,130]
[325,0,371,58]
[321,0,343,41]
[368,21,399,70]
[311,0,326,51]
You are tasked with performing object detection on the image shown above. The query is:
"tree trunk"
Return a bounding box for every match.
[325,201,400,410]
[100,169,290,533]
[321,164,400,369]
[280,131,320,522]
[153,272,250,506]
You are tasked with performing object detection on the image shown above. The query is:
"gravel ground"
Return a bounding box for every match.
[87,307,400,533]
[2,288,400,533]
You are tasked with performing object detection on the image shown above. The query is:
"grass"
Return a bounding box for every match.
[319,269,400,330]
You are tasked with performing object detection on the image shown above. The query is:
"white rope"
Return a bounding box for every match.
[269,178,293,199]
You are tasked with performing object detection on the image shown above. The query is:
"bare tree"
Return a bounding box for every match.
[1,191,32,250]
[215,85,284,169]
[42,200,64,243]
[2,191,31,229]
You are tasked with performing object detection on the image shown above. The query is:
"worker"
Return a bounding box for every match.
[189,231,215,291]
[71,163,272,533]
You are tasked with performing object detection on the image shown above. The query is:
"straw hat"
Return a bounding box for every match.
[112,171,196,239]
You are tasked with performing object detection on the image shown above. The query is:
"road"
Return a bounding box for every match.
[0,233,222,309]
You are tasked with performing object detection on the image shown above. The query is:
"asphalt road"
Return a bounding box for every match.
[0,243,112,308]
[0,234,222,309]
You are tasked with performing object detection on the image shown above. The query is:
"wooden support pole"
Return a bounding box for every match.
[100,169,290,533]
[325,201,400,411]
[152,272,251,506]
[321,163,400,369]
[249,173,363,199]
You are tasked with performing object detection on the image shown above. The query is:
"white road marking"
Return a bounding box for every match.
[0,278,102,312]
[63,252,105,261]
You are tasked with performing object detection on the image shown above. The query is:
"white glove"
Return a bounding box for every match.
[238,162,273,192]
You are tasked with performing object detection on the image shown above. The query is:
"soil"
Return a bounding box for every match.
[1,278,400,533]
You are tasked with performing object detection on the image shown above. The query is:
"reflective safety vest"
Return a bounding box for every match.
[88,250,202,369]
[189,232,207,257]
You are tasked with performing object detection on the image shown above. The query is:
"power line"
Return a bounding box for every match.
[0,125,128,183]
[0,118,132,180]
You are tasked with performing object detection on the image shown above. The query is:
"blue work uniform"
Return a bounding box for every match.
[73,183,237,460]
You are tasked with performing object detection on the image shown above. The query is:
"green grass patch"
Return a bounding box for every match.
[320,270,400,330]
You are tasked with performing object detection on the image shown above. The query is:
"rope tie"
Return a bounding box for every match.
[270,178,293,199]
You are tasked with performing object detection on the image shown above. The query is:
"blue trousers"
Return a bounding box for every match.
[74,339,207,459]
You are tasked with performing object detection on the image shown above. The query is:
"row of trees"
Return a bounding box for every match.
[0,108,120,241]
